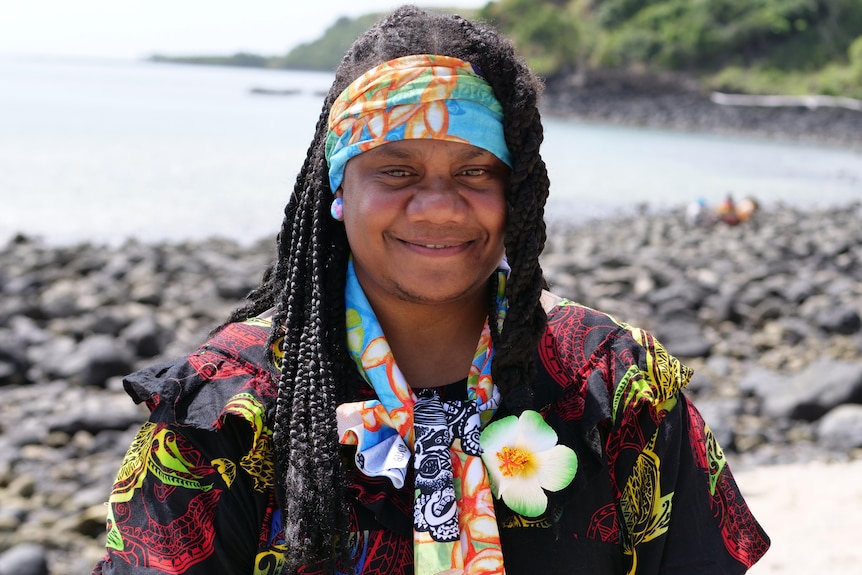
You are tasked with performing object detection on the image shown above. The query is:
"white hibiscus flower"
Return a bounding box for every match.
[480,410,578,517]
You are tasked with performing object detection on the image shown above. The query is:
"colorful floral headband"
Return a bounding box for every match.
[324,54,512,192]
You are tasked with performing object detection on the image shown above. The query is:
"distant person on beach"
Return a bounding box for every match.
[714,193,760,226]
[688,194,760,228]
[686,196,712,227]
[91,5,769,575]
[716,194,741,225]
[735,196,760,223]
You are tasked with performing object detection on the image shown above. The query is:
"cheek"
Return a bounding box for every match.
[480,194,508,237]
[341,193,390,250]
[343,188,403,224]
[341,194,371,229]
[341,207,367,250]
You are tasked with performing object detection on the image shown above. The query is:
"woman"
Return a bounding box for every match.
[92,5,769,575]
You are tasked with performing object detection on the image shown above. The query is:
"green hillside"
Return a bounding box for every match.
[149,1,862,98]
[480,0,862,97]
[272,14,383,70]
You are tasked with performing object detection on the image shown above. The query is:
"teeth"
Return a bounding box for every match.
[424,244,450,248]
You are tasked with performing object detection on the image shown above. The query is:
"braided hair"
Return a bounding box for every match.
[224,5,550,572]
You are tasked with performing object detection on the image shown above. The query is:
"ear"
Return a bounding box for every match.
[335,187,344,200]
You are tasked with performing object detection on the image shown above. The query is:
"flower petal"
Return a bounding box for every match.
[480,415,519,496]
[480,414,519,454]
[534,445,579,492]
[482,461,502,498]
[499,473,548,517]
[514,410,558,451]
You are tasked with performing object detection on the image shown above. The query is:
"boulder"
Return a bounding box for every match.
[759,360,862,421]
[0,543,48,575]
[73,335,135,388]
[817,404,862,452]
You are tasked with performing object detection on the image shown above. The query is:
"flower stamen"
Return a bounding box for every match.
[497,446,530,477]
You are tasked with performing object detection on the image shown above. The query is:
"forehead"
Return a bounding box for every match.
[355,139,498,163]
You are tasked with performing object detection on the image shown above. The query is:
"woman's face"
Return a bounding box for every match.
[339,139,508,307]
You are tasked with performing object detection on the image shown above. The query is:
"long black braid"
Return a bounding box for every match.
[223,5,550,572]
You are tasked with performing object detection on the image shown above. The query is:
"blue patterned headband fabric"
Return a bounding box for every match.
[324,54,512,192]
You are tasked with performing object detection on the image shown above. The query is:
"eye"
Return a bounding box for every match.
[459,167,488,177]
[383,168,413,177]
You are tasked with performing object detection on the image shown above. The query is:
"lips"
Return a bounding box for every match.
[402,239,473,251]
[389,227,481,255]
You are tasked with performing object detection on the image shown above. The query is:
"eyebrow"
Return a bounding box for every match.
[371,142,493,161]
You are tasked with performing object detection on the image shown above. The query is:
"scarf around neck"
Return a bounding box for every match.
[336,259,508,575]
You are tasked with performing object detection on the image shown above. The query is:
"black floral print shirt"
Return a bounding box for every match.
[92,301,769,575]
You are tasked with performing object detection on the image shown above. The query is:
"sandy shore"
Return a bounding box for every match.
[733,458,862,575]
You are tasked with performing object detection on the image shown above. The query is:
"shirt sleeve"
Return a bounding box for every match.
[607,329,770,575]
[91,416,269,575]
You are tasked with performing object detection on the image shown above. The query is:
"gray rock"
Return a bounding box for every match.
[778,277,815,305]
[81,306,132,337]
[646,280,708,311]
[690,397,742,449]
[121,315,169,358]
[686,370,713,395]
[74,335,135,388]
[28,335,78,381]
[761,360,862,421]
[705,355,734,378]
[737,366,786,400]
[47,404,143,437]
[702,288,742,324]
[0,505,27,529]
[817,305,862,335]
[775,317,811,346]
[0,331,31,386]
[748,296,785,326]
[654,319,712,358]
[0,543,48,575]
[38,279,86,319]
[817,404,862,452]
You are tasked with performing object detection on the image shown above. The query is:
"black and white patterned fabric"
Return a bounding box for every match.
[412,389,484,542]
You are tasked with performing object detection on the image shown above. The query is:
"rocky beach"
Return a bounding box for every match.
[542,70,862,150]
[1,199,862,573]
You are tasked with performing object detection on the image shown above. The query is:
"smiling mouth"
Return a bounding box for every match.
[394,232,477,251]
[405,240,473,250]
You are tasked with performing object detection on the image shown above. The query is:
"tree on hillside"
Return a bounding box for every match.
[480,0,590,75]
[276,14,382,71]
[483,0,862,96]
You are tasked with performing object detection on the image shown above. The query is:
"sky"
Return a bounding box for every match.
[0,1,489,60]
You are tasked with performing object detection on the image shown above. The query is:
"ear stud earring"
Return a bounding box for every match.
[330,197,344,221]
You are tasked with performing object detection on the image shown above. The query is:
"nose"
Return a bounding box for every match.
[406,175,466,223]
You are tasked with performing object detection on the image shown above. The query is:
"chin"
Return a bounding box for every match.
[391,280,488,306]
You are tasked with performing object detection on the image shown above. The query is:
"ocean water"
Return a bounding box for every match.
[2,56,861,245]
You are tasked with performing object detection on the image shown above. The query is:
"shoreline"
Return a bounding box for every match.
[541,70,862,150]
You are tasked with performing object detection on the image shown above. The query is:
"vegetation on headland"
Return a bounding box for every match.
[149,52,273,68]
[481,0,862,98]
[149,0,862,99]
[275,14,387,70]
[150,14,385,71]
